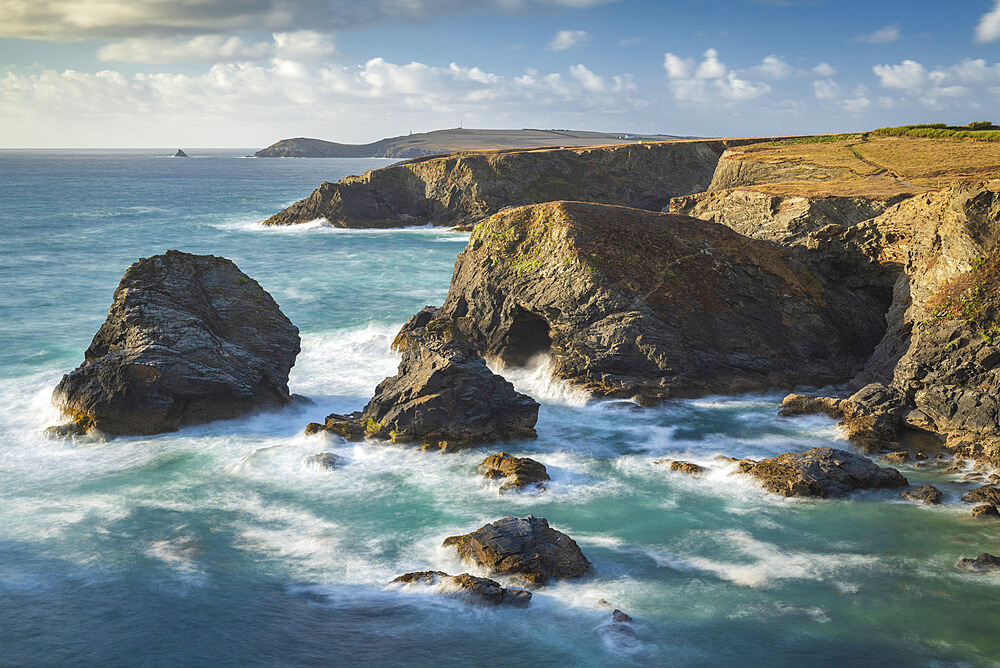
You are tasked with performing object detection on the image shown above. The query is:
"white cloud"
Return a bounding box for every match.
[714,72,770,100]
[663,53,694,79]
[548,30,589,51]
[873,60,927,90]
[569,64,605,92]
[96,31,336,64]
[695,48,727,78]
[975,1,1000,42]
[618,36,642,46]
[841,96,871,113]
[812,62,837,77]
[0,0,616,40]
[748,55,792,80]
[854,24,901,44]
[813,79,840,100]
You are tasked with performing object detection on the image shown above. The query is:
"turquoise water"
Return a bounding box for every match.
[1,150,998,666]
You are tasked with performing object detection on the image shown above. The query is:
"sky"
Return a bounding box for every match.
[1,0,999,147]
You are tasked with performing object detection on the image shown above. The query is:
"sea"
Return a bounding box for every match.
[0,149,997,666]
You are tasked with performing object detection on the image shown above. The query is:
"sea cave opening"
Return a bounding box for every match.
[500,308,552,367]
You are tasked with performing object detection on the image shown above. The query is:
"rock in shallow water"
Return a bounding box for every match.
[442,515,591,585]
[390,571,531,607]
[956,553,1000,572]
[654,459,707,475]
[477,452,549,492]
[961,485,1000,506]
[971,504,1000,518]
[901,484,943,505]
[48,250,300,437]
[306,311,538,448]
[740,447,907,498]
[305,452,346,470]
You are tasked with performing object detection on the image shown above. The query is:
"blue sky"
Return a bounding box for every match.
[1,0,999,147]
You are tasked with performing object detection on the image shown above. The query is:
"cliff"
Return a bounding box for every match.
[261,140,748,228]
[251,128,682,158]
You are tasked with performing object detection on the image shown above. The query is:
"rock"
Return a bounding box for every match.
[48,251,300,437]
[261,139,761,228]
[306,313,538,448]
[305,452,345,470]
[173,149,188,157]
[915,451,929,461]
[740,447,908,498]
[971,505,1000,518]
[956,553,1000,572]
[960,485,1000,506]
[612,609,633,623]
[390,571,531,607]
[477,452,549,492]
[442,516,591,585]
[882,451,911,465]
[779,384,906,454]
[420,201,890,403]
[653,459,706,475]
[900,484,943,504]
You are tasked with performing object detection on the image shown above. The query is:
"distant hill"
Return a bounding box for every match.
[251,128,683,158]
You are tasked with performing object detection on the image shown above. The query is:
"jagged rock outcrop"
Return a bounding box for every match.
[442,516,591,585]
[901,484,943,504]
[390,571,531,607]
[477,452,549,492]
[739,447,907,498]
[415,201,890,403]
[173,149,188,158]
[956,553,1000,572]
[779,383,907,453]
[653,459,707,474]
[306,311,538,448]
[670,189,910,243]
[261,140,746,228]
[961,485,1000,506]
[48,251,300,437]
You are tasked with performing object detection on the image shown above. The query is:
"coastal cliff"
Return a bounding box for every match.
[261,140,753,228]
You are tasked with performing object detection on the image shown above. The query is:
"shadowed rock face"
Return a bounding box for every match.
[261,140,741,228]
[741,447,907,497]
[390,571,531,607]
[442,516,591,585]
[49,251,300,437]
[423,201,890,404]
[306,311,538,448]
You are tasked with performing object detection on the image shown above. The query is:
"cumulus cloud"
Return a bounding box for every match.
[548,30,589,51]
[812,62,837,77]
[976,1,1000,42]
[812,79,840,100]
[872,60,927,89]
[853,24,901,44]
[695,49,727,78]
[663,48,770,104]
[96,31,336,63]
[663,53,694,79]
[748,55,792,80]
[0,0,615,40]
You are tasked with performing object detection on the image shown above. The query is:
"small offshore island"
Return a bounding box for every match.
[47,124,1000,622]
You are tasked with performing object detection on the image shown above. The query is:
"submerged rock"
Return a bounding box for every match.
[740,447,907,498]
[901,484,943,504]
[305,312,538,448]
[477,452,549,492]
[390,571,531,607]
[956,553,1000,572]
[305,452,346,470]
[48,251,300,437]
[442,515,591,585]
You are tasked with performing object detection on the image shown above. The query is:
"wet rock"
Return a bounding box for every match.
[881,451,911,465]
[956,553,1000,572]
[305,452,346,470]
[900,484,943,504]
[961,485,1000,506]
[477,452,549,492]
[971,505,1000,518]
[653,459,706,475]
[173,149,188,157]
[915,451,929,461]
[735,459,758,474]
[612,609,633,623]
[306,313,538,448]
[442,515,591,585]
[779,384,905,454]
[48,251,300,437]
[740,447,908,498]
[390,571,531,607]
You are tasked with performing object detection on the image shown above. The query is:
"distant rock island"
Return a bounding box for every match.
[173,149,188,157]
[251,128,681,159]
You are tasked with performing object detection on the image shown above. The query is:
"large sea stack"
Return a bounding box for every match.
[49,250,300,437]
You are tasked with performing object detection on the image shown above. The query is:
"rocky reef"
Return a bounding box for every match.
[390,570,532,607]
[737,447,907,498]
[261,140,753,228]
[48,251,300,437]
[306,310,538,448]
[415,200,890,404]
[477,452,549,492]
[442,515,591,585]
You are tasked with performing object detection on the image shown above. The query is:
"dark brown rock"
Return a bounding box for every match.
[653,459,706,474]
[48,251,300,437]
[442,516,591,585]
[307,313,538,448]
[612,609,633,623]
[882,451,911,465]
[740,447,908,498]
[477,452,549,492]
[956,553,1000,572]
[971,505,1000,518]
[390,571,531,607]
[900,484,943,504]
[779,384,906,454]
[961,485,1000,505]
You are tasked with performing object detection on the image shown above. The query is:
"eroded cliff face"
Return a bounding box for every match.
[420,201,890,403]
[261,140,741,228]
